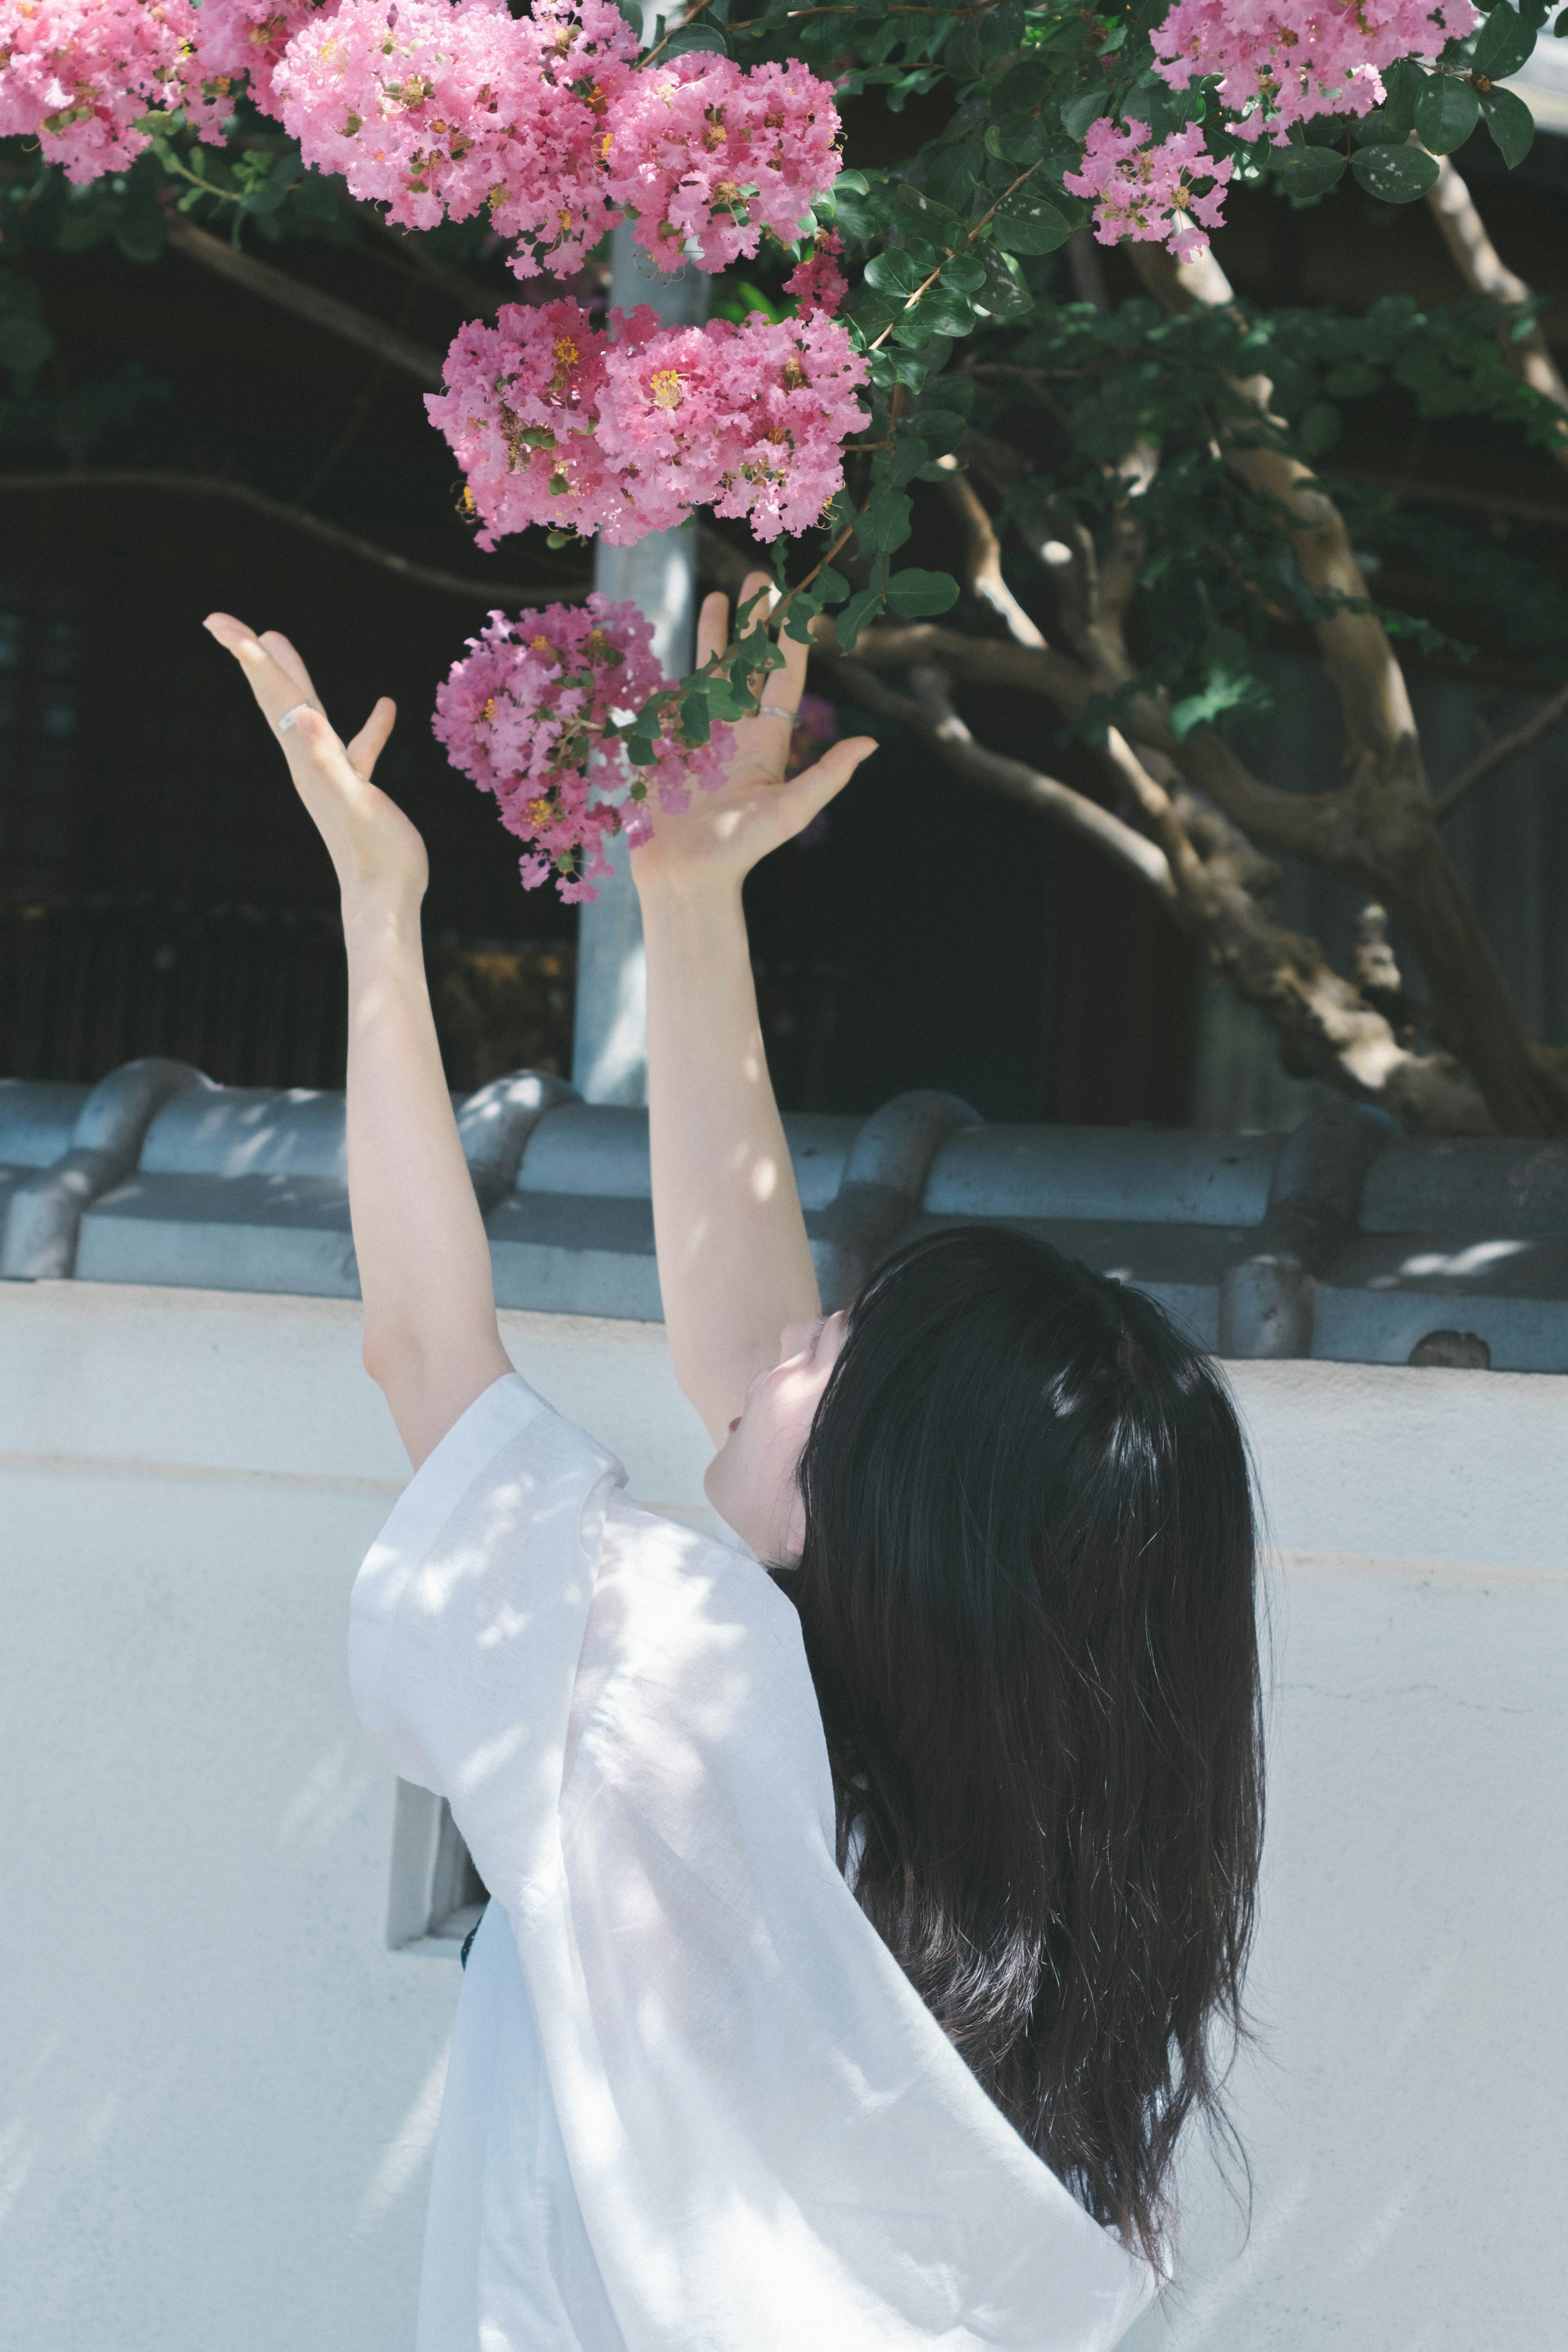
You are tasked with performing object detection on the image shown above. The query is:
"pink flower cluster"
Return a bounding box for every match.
[1151,0,1478,139]
[0,0,227,181]
[271,0,837,277]
[274,0,636,272]
[602,52,840,270]
[432,594,733,901]
[181,0,328,117]
[427,296,867,548]
[784,227,847,316]
[1064,118,1232,263]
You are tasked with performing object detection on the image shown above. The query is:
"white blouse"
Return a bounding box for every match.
[350,1373,1160,2351]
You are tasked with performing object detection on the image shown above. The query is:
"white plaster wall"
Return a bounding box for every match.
[0,1281,1562,2351]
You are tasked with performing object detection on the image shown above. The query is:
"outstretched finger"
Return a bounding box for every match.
[204,614,317,735]
[695,590,730,670]
[785,733,877,826]
[256,628,323,711]
[346,697,397,779]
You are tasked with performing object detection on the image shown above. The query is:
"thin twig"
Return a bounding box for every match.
[0,470,588,601]
[350,201,503,318]
[641,0,718,68]
[866,162,1045,355]
[165,217,446,388]
[1433,679,1568,820]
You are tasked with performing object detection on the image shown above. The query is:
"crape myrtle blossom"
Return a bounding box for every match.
[1064,118,1232,264]
[0,0,228,180]
[601,52,840,270]
[432,595,734,900]
[1151,0,1479,139]
[784,228,848,317]
[185,0,334,118]
[428,297,626,548]
[426,296,868,548]
[272,0,636,270]
[595,307,867,540]
[270,0,837,278]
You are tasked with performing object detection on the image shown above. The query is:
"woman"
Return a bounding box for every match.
[205,575,1263,2352]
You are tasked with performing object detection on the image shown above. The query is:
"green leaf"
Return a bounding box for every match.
[894,181,966,249]
[1474,3,1538,82]
[1415,74,1480,151]
[922,144,981,213]
[111,205,167,263]
[1323,359,1381,397]
[991,188,1073,254]
[887,434,931,487]
[0,310,55,376]
[973,245,1028,318]
[864,246,928,296]
[919,285,978,337]
[848,286,903,335]
[1270,143,1349,198]
[910,405,968,457]
[1350,141,1440,201]
[833,169,870,196]
[886,567,960,617]
[1060,89,1105,140]
[1354,103,1411,144]
[837,585,884,652]
[947,17,985,82]
[1479,83,1536,166]
[989,115,1054,165]
[993,56,1052,116]
[1299,399,1342,454]
[815,565,852,606]
[664,20,729,52]
[1169,667,1259,742]
[55,205,114,251]
[942,252,987,294]
[980,0,1025,62]
[858,484,914,552]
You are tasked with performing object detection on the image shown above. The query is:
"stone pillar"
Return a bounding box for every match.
[570,223,709,1105]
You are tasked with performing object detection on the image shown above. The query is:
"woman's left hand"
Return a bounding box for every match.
[629,570,876,899]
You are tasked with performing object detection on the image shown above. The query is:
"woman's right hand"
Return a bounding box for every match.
[204,614,428,908]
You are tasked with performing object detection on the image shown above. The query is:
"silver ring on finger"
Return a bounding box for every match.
[757,703,795,721]
[277,702,318,735]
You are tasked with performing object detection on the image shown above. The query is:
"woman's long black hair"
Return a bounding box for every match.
[772,1225,1265,2270]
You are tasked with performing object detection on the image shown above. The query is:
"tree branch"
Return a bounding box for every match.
[895,666,1175,897]
[1131,240,1421,809]
[1095,723,1489,1128]
[1129,236,1568,1135]
[902,659,1491,1131]
[165,218,447,389]
[349,200,503,319]
[1434,679,1568,820]
[1424,153,1568,461]
[932,456,1048,649]
[0,469,587,601]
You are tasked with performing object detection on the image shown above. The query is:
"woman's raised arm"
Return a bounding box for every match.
[632,575,875,1446]
[204,615,512,1469]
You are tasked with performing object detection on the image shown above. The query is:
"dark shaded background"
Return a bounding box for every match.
[5,101,1568,1117]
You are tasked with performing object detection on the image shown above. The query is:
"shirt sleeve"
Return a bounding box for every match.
[348,1371,625,1918]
